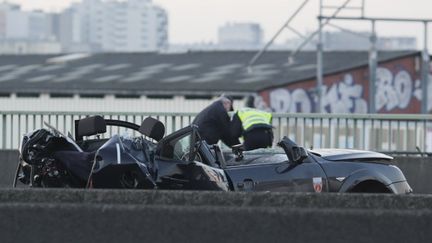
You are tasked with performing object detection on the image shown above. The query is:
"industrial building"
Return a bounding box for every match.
[0,50,430,114]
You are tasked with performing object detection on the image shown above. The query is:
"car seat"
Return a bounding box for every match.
[139,117,165,142]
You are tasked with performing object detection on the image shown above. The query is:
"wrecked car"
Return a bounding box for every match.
[14,116,412,194]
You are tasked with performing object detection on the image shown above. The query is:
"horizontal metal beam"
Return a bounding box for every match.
[322,5,363,10]
[0,111,198,117]
[319,15,432,22]
[1,111,431,121]
[327,23,369,38]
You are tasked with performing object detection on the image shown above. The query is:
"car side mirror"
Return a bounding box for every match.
[278,136,308,164]
[291,147,308,164]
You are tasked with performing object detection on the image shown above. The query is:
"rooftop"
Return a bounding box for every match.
[0,50,419,96]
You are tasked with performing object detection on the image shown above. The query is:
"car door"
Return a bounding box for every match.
[154,126,230,191]
[224,157,327,192]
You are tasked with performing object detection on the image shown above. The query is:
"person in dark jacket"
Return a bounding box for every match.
[231,96,273,151]
[193,96,240,147]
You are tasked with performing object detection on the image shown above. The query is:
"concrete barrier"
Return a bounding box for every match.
[0,189,431,243]
[1,203,431,243]
[0,150,18,188]
[390,157,432,194]
[1,188,432,209]
[1,150,432,193]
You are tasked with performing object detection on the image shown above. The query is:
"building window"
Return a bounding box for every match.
[146,94,173,99]
[184,95,213,100]
[50,93,74,98]
[80,94,105,99]
[16,93,40,98]
[115,94,141,99]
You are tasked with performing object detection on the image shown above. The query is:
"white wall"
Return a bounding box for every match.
[0,41,61,54]
[0,94,246,113]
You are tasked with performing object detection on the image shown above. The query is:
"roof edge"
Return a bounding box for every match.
[257,51,422,92]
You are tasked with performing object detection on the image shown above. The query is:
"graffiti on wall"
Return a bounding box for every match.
[268,67,420,113]
[413,74,432,112]
[321,74,367,113]
[375,68,413,111]
[428,74,432,112]
[269,74,367,113]
[269,88,312,113]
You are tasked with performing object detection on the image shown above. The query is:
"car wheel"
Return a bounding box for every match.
[349,180,391,193]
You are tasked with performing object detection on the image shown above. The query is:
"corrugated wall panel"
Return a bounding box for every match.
[0,95,246,113]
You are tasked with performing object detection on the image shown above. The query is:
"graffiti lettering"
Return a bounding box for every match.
[268,68,416,113]
[322,74,367,113]
[269,74,366,113]
[269,89,291,112]
[413,74,432,112]
[269,88,311,113]
[394,71,412,108]
[291,89,312,113]
[375,68,413,111]
[429,74,432,112]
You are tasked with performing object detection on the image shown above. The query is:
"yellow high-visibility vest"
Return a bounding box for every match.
[237,108,272,131]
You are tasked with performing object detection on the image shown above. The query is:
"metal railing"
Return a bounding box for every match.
[271,113,432,155]
[1,111,431,154]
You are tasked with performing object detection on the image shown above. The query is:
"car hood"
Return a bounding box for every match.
[310,149,393,161]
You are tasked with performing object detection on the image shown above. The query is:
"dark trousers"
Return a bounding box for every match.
[243,128,273,151]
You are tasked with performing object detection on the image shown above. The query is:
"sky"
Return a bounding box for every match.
[6,0,432,48]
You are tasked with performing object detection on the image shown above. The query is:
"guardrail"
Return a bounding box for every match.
[1,111,431,153]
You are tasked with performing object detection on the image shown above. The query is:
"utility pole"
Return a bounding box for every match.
[316,0,324,113]
[421,22,430,114]
[368,20,377,113]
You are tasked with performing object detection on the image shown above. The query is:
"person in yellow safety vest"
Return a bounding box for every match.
[231,99,273,151]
